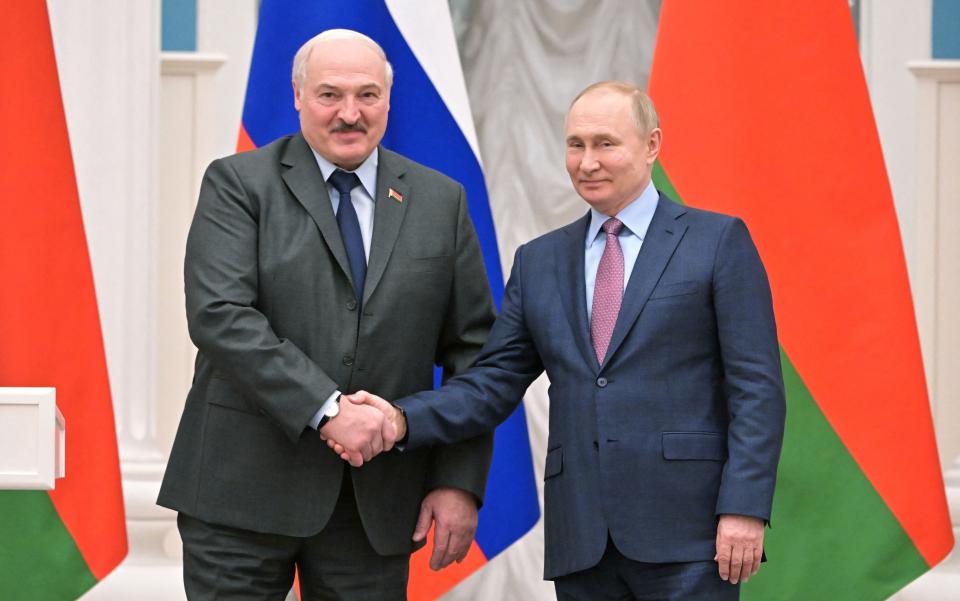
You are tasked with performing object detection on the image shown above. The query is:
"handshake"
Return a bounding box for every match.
[318,391,407,467]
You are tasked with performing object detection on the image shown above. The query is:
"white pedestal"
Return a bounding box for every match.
[0,387,64,490]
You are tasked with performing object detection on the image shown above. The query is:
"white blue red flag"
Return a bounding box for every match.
[238,1,541,598]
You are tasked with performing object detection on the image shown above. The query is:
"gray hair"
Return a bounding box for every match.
[292,29,394,91]
[571,81,660,134]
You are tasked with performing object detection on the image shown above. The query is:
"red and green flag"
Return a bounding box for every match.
[649,1,953,598]
[0,1,127,598]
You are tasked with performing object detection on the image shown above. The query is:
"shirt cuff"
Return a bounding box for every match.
[309,390,341,430]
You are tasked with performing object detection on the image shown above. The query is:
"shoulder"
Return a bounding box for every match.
[205,135,294,181]
[668,196,744,234]
[667,197,759,259]
[516,213,589,259]
[380,147,461,194]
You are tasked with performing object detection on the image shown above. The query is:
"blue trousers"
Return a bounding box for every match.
[554,536,739,601]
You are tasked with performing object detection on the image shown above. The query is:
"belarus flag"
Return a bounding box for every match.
[239,1,541,599]
[649,1,953,599]
[0,1,127,599]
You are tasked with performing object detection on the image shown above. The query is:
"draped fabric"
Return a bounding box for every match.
[443,2,660,598]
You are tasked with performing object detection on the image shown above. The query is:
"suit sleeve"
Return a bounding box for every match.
[185,158,337,443]
[398,242,545,452]
[421,187,496,502]
[712,217,787,522]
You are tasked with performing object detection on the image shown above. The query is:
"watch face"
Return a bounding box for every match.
[326,399,340,418]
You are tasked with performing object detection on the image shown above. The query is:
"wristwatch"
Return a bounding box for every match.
[317,394,341,429]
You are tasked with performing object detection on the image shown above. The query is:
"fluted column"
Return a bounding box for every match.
[45,0,188,598]
[893,59,960,600]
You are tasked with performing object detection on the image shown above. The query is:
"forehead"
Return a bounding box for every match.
[305,39,386,86]
[565,90,634,136]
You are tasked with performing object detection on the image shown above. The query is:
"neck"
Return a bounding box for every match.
[599,183,650,217]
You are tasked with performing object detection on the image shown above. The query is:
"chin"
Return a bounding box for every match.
[578,191,608,207]
[331,150,367,168]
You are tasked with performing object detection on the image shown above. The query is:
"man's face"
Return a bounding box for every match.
[564,90,661,216]
[294,38,390,170]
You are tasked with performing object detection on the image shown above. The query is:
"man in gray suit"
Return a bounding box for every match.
[158,29,495,600]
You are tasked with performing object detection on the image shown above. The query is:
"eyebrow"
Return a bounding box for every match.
[565,133,619,143]
[315,81,382,91]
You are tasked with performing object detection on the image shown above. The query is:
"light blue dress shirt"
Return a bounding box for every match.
[308,149,379,429]
[584,180,659,321]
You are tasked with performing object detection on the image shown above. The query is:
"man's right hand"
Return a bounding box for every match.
[323,391,406,465]
[318,397,387,467]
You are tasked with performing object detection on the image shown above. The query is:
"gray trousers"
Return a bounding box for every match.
[178,472,409,601]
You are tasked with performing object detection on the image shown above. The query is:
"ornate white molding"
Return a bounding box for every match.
[909,59,960,80]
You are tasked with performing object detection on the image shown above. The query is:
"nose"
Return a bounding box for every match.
[580,149,600,174]
[338,96,361,124]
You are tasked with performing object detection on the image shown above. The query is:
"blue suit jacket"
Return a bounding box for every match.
[397,193,786,579]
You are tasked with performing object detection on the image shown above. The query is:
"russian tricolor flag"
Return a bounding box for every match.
[239,1,540,598]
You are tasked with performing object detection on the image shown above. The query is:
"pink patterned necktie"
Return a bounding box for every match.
[591,218,624,364]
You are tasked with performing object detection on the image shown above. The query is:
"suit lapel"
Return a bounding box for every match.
[602,194,688,368]
[280,134,354,286]
[556,213,600,372]
[363,148,409,305]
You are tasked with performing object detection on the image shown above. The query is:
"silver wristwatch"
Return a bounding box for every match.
[317,393,341,429]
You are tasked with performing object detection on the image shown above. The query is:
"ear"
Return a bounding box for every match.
[292,80,302,112]
[646,128,662,165]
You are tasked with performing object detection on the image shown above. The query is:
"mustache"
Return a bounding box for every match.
[331,122,368,134]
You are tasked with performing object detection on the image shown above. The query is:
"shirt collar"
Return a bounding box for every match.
[311,147,379,199]
[585,179,659,247]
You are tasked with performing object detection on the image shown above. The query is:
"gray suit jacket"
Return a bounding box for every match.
[158,133,495,556]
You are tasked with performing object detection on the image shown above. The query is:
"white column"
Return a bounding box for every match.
[47,1,161,457]
[892,59,960,600]
[44,0,199,598]
[195,0,259,159]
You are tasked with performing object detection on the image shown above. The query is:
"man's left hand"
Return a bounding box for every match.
[413,487,478,571]
[715,514,764,584]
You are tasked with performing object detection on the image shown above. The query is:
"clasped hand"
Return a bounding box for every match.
[321,393,475,570]
[318,391,405,466]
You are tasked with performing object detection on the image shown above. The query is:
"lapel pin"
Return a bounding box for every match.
[388,188,404,203]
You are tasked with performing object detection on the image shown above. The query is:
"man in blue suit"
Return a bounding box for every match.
[332,81,786,600]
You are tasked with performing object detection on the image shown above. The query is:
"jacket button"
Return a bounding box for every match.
[342,354,354,366]
[346,300,358,311]
[596,377,608,388]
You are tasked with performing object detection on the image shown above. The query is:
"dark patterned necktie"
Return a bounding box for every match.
[591,218,624,363]
[329,169,366,304]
